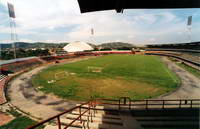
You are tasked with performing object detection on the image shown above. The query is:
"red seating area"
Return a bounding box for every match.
[1,58,43,73]
[0,77,9,104]
[40,56,58,62]
[40,54,91,62]
[0,58,43,104]
[74,51,134,56]
[41,51,134,63]
[94,51,134,55]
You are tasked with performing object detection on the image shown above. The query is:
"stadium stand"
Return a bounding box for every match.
[146,42,200,50]
[146,51,200,63]
[0,76,8,104]
[0,57,44,104]
[1,58,43,73]
[94,51,133,55]
[40,54,80,62]
[145,42,200,69]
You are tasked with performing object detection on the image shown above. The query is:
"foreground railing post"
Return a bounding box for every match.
[119,99,121,110]
[79,107,82,123]
[89,101,93,122]
[191,100,193,108]
[179,100,181,108]
[146,100,148,110]
[163,100,165,109]
[57,116,61,129]
[124,97,126,105]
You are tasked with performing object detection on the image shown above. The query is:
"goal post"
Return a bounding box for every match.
[54,71,69,80]
[87,66,103,73]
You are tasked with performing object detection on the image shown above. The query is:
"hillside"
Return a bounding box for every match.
[97,42,135,50]
[0,42,135,50]
[0,42,68,49]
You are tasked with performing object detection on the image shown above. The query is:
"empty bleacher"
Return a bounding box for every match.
[1,58,43,73]
[147,42,200,50]
[132,108,199,129]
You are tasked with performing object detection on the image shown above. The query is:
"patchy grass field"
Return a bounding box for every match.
[32,55,179,100]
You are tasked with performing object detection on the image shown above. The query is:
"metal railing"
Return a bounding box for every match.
[93,98,200,110]
[26,101,95,129]
[130,99,200,110]
[26,98,200,129]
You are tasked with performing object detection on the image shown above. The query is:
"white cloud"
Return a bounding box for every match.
[0,0,200,44]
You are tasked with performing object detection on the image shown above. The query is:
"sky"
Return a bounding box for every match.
[0,0,200,45]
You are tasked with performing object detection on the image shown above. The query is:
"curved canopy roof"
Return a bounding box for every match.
[77,0,200,13]
[63,41,94,52]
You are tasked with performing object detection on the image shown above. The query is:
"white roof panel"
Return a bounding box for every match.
[63,41,93,52]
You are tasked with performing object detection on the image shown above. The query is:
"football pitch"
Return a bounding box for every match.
[32,55,180,100]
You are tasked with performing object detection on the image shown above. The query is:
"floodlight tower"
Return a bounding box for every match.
[187,16,192,43]
[89,28,95,44]
[7,2,18,59]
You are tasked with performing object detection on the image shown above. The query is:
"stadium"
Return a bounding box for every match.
[0,0,200,129]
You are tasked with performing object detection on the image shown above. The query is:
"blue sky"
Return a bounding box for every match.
[0,0,200,45]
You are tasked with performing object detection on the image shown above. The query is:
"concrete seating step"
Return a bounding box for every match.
[76,104,119,111]
[60,119,123,129]
[60,118,83,128]
[145,128,198,129]
[140,121,199,127]
[65,114,123,125]
[44,125,81,129]
[71,111,121,119]
[84,122,124,129]
[134,116,199,121]
[72,110,119,118]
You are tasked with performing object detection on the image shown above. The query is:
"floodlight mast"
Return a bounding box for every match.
[7,2,18,59]
[90,28,95,44]
[187,16,192,43]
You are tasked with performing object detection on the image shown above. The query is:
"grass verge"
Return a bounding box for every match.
[0,107,44,129]
[0,116,44,129]
[177,63,200,78]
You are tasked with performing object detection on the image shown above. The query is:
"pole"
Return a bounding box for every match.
[7,2,17,59]
[13,19,18,58]
[11,19,17,59]
[188,25,192,43]
[187,16,192,43]
[9,18,16,59]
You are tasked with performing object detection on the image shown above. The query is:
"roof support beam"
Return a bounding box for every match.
[77,0,200,13]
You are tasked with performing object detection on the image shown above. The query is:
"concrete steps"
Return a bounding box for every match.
[0,74,6,81]
[140,121,199,126]
[65,114,122,125]
[43,106,199,129]
[44,108,123,129]
[44,125,81,129]
[135,116,199,121]
[71,111,121,119]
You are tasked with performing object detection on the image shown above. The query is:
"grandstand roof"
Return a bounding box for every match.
[63,41,93,52]
[77,0,200,13]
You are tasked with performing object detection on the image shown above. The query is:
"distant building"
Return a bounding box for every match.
[63,41,93,53]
